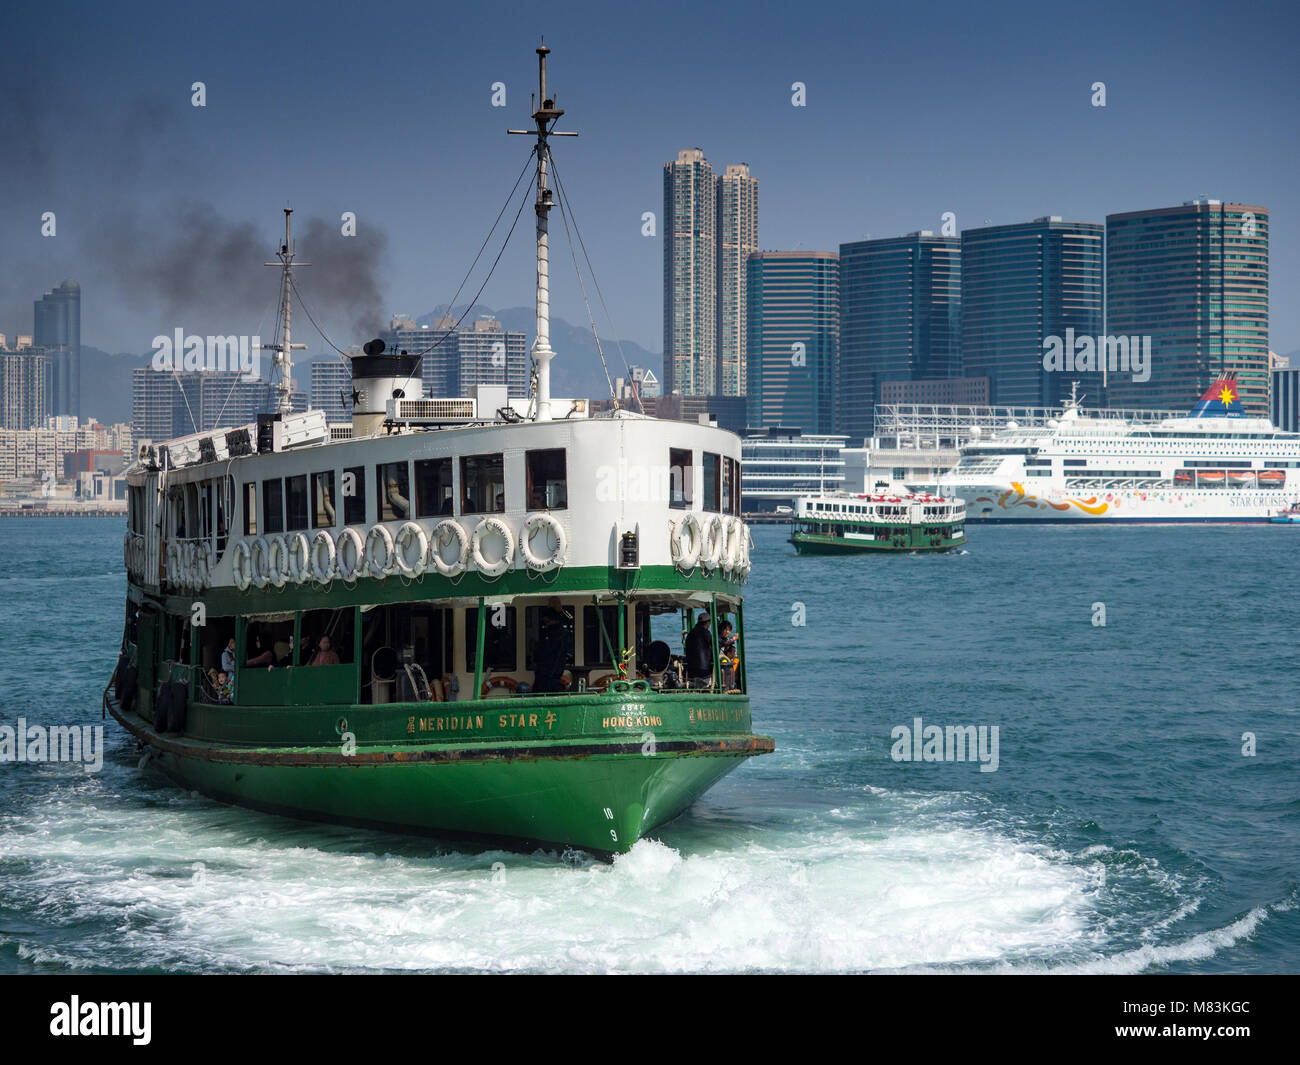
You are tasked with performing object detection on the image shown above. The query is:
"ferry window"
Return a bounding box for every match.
[583,604,621,667]
[216,477,231,553]
[525,604,574,671]
[670,448,692,509]
[526,449,567,510]
[378,461,411,522]
[312,471,336,528]
[466,606,517,671]
[732,460,742,514]
[721,457,734,515]
[285,475,309,531]
[461,453,505,514]
[244,483,257,535]
[703,453,721,511]
[262,478,284,534]
[414,457,454,518]
[343,466,366,525]
[301,608,354,665]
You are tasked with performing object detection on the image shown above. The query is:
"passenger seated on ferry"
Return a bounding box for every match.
[272,635,296,670]
[221,637,236,674]
[684,613,714,685]
[718,621,737,659]
[216,670,233,705]
[495,492,505,511]
[440,495,454,515]
[309,635,340,666]
[246,634,273,669]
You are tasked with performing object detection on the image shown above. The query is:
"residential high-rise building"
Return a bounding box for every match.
[34,280,81,418]
[836,233,961,444]
[383,315,526,399]
[310,358,354,422]
[1,346,49,429]
[745,251,839,433]
[1106,201,1269,414]
[716,163,759,395]
[131,368,302,440]
[663,149,717,395]
[960,217,1103,409]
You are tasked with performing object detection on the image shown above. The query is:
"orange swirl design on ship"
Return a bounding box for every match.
[990,482,1110,515]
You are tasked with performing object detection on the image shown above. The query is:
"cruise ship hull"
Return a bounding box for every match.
[957,482,1290,523]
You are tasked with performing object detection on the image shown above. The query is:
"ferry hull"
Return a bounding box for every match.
[108,696,773,855]
[789,531,964,553]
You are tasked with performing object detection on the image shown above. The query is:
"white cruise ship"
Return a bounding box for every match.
[936,376,1300,523]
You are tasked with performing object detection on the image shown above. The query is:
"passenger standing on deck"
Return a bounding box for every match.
[684,612,714,687]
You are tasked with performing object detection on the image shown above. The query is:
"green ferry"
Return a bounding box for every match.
[789,488,966,553]
[105,47,772,856]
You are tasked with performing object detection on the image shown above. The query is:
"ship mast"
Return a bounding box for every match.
[509,44,577,422]
[263,207,309,415]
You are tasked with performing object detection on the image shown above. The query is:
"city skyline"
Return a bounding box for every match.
[3,0,1296,365]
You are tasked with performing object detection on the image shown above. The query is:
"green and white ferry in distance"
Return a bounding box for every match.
[789,486,966,553]
[106,46,772,856]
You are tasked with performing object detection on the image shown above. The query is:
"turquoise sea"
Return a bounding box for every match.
[0,517,1296,973]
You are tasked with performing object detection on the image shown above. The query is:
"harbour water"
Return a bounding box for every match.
[1,518,1296,973]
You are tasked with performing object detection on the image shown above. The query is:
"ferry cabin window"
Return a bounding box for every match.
[360,605,453,703]
[524,605,574,671]
[312,471,336,528]
[286,474,309,531]
[669,448,692,509]
[703,453,721,511]
[262,479,284,534]
[414,457,454,518]
[720,457,734,515]
[300,608,354,665]
[526,449,567,510]
[466,606,517,671]
[343,466,366,525]
[378,461,411,522]
[583,604,621,667]
[461,453,505,514]
[244,483,257,535]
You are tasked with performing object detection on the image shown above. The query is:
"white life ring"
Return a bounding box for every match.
[470,517,515,577]
[365,524,396,578]
[670,513,703,571]
[335,527,365,581]
[430,519,469,577]
[394,521,429,576]
[195,541,213,587]
[699,515,725,570]
[249,537,271,589]
[310,529,336,582]
[519,513,567,572]
[267,535,289,588]
[284,532,311,584]
[232,540,253,591]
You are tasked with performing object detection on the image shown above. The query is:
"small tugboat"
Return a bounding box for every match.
[788,486,966,553]
[104,45,772,856]
[1269,501,1300,524]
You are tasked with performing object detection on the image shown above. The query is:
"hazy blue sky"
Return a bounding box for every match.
[3,0,1297,360]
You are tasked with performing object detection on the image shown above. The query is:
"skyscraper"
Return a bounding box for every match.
[836,233,961,444]
[383,315,527,399]
[716,163,759,396]
[1106,201,1269,414]
[746,251,838,433]
[960,217,1103,408]
[663,149,717,395]
[34,280,81,418]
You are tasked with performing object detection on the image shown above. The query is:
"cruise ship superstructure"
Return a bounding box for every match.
[937,377,1300,523]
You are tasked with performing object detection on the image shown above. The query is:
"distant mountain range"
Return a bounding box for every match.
[77,307,662,426]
